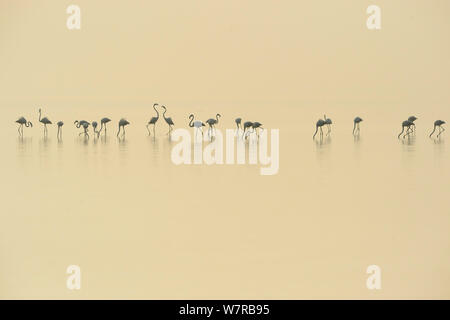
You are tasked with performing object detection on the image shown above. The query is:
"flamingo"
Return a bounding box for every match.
[38,108,52,136]
[92,121,98,137]
[429,120,445,138]
[251,122,264,138]
[243,121,253,139]
[74,120,90,138]
[146,103,159,136]
[98,117,111,136]
[235,118,242,134]
[313,119,326,139]
[353,117,363,135]
[15,117,32,136]
[408,116,418,132]
[398,120,414,139]
[206,113,221,137]
[57,121,64,138]
[189,114,205,138]
[324,115,332,135]
[117,118,130,137]
[161,106,174,134]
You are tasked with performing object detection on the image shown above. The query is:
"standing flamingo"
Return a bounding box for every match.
[324,115,332,135]
[38,108,52,136]
[98,117,111,136]
[353,117,363,135]
[146,103,159,136]
[161,106,174,134]
[189,114,205,138]
[117,118,130,137]
[206,113,221,137]
[429,120,445,138]
[313,119,326,139]
[57,121,64,139]
[15,117,32,136]
[398,120,414,139]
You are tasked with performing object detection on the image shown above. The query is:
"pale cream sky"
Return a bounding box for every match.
[1,0,449,106]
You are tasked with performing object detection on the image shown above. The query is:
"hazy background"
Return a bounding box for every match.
[1,1,450,299]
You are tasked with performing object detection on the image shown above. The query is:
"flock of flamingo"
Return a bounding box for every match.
[15,106,446,140]
[15,104,265,140]
[313,114,445,139]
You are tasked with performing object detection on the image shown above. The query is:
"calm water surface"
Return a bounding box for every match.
[1,103,449,299]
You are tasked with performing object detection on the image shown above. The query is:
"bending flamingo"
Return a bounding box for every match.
[398,120,414,139]
[313,119,326,139]
[98,117,111,136]
[15,117,32,136]
[429,120,445,138]
[353,117,363,135]
[117,118,130,137]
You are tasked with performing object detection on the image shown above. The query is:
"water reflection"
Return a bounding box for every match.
[315,135,332,149]
[76,135,90,146]
[401,135,416,148]
[100,135,110,144]
[432,137,445,156]
[17,137,32,156]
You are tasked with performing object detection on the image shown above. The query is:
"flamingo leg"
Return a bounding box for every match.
[398,127,405,139]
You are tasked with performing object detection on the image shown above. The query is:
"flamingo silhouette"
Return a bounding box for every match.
[429,120,445,138]
[313,119,326,139]
[243,121,253,139]
[38,108,52,136]
[161,106,174,134]
[235,118,242,134]
[57,121,64,139]
[117,118,130,137]
[251,122,263,138]
[92,121,99,137]
[98,117,111,136]
[206,114,221,137]
[189,114,205,138]
[324,115,332,135]
[353,117,363,135]
[398,120,414,139]
[16,117,32,136]
[146,103,159,136]
[408,116,418,132]
[74,120,90,138]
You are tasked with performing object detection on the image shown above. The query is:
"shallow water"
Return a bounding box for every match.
[1,103,449,299]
